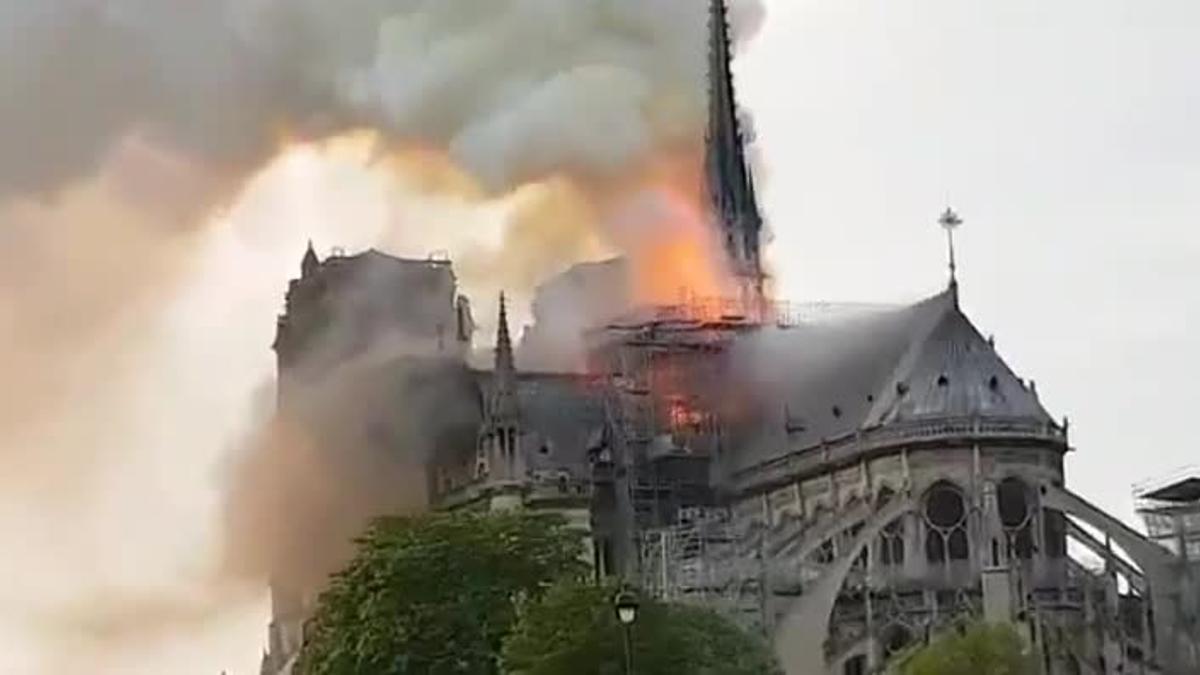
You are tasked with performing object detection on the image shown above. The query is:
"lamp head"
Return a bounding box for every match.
[614,589,639,626]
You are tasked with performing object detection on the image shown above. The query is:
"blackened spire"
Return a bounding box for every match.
[706,0,763,290]
[492,293,519,419]
[495,293,515,376]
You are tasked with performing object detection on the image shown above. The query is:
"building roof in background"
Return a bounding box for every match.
[1140,477,1200,504]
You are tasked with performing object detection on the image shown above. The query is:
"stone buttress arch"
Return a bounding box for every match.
[1041,484,1194,673]
[774,494,917,675]
[770,500,873,561]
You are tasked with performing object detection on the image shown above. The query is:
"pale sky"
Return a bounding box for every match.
[746,0,1199,523]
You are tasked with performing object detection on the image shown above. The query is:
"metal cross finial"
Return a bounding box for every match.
[938,207,963,285]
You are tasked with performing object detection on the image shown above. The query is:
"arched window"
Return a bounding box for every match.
[947,529,969,559]
[998,477,1035,560]
[875,486,903,566]
[924,483,970,563]
[879,518,905,567]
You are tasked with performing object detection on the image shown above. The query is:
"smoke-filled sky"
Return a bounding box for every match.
[0,0,1197,673]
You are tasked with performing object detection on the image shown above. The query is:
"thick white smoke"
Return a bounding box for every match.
[0,1,764,672]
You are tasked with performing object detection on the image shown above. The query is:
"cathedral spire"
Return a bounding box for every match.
[495,292,515,377]
[301,240,319,278]
[491,293,519,420]
[706,0,763,292]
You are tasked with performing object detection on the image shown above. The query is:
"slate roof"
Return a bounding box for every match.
[726,287,1057,468]
[1141,477,1200,504]
[475,371,608,476]
[518,374,608,474]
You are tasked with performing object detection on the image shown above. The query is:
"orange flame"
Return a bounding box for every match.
[265,133,743,320]
[606,148,735,311]
[630,188,729,306]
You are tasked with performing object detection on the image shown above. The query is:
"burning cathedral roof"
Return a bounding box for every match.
[275,0,1065,491]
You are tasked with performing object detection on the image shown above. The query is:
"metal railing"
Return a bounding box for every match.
[600,296,897,332]
[734,416,1067,492]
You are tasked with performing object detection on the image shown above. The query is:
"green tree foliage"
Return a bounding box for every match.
[298,511,587,675]
[894,622,1037,675]
[501,581,782,675]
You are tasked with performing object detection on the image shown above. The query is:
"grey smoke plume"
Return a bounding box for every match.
[1,0,763,201]
[220,349,481,590]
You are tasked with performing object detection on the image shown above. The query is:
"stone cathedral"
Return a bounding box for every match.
[259,1,1199,673]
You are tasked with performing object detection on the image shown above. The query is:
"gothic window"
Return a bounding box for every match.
[948,529,970,559]
[927,484,966,527]
[843,654,866,675]
[998,479,1028,527]
[880,519,905,567]
[926,532,945,562]
[924,482,969,563]
[998,478,1035,560]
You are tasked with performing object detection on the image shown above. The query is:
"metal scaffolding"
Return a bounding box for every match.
[639,506,767,630]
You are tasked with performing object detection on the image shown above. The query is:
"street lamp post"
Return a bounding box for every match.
[614,588,640,675]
